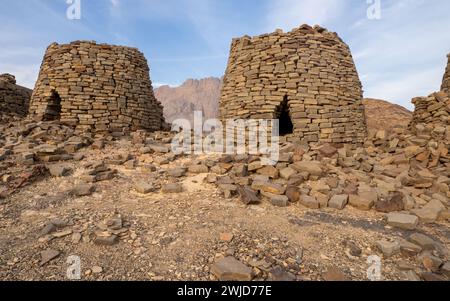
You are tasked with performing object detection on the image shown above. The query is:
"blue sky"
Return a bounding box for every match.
[1,0,449,110]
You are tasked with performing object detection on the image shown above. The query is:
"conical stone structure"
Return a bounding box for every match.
[409,54,450,130]
[0,74,32,116]
[442,54,450,94]
[219,24,367,145]
[28,41,165,133]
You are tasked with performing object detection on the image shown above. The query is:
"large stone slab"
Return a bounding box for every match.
[210,257,253,281]
[291,161,323,177]
[387,213,419,230]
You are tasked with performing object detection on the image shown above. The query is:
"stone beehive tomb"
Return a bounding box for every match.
[28,41,165,133]
[0,74,32,116]
[409,54,450,130]
[219,24,367,145]
[410,92,450,130]
[442,54,450,94]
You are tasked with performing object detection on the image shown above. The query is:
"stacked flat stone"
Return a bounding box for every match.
[28,41,165,133]
[0,74,32,116]
[219,24,367,145]
[442,54,450,94]
[410,55,450,131]
[409,92,450,130]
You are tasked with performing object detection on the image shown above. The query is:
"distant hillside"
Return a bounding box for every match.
[155,78,413,131]
[363,98,412,131]
[154,77,222,123]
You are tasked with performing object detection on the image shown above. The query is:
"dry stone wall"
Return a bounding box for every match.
[219,24,367,145]
[0,74,32,116]
[442,54,450,94]
[410,92,450,131]
[28,41,165,133]
[409,55,450,131]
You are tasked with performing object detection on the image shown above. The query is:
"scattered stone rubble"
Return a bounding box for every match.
[0,118,93,198]
[205,126,448,279]
[1,39,449,283]
[0,117,449,280]
[93,213,128,246]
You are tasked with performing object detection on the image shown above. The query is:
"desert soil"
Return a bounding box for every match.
[1,139,448,281]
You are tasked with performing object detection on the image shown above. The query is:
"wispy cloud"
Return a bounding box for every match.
[110,0,120,7]
[0,46,43,60]
[266,0,347,31]
[0,63,41,89]
[1,0,449,108]
[0,0,101,87]
[364,67,444,110]
[349,0,450,107]
[153,82,180,88]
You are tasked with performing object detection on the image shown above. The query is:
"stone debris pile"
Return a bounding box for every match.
[0,119,94,198]
[0,117,448,281]
[1,36,449,283]
[93,214,128,246]
[0,120,93,167]
[183,125,449,226]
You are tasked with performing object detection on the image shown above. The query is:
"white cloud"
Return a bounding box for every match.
[266,0,347,31]
[110,0,120,7]
[352,49,371,61]
[349,0,450,108]
[0,63,41,89]
[0,46,42,60]
[109,0,122,18]
[153,82,179,88]
[264,0,450,110]
[2,0,449,111]
[364,67,443,110]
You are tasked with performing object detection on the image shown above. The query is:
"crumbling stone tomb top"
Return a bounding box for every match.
[409,54,450,130]
[0,73,32,116]
[441,53,450,94]
[28,41,165,133]
[219,24,367,145]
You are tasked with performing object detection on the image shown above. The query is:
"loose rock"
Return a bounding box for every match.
[387,213,419,230]
[162,183,183,194]
[210,257,253,281]
[40,249,60,266]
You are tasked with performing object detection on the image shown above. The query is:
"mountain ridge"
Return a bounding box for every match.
[154,77,222,123]
[155,77,413,130]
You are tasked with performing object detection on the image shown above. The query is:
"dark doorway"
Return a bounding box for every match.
[277,96,294,136]
[43,91,62,121]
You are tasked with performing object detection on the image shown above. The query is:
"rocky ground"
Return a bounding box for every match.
[0,114,449,281]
